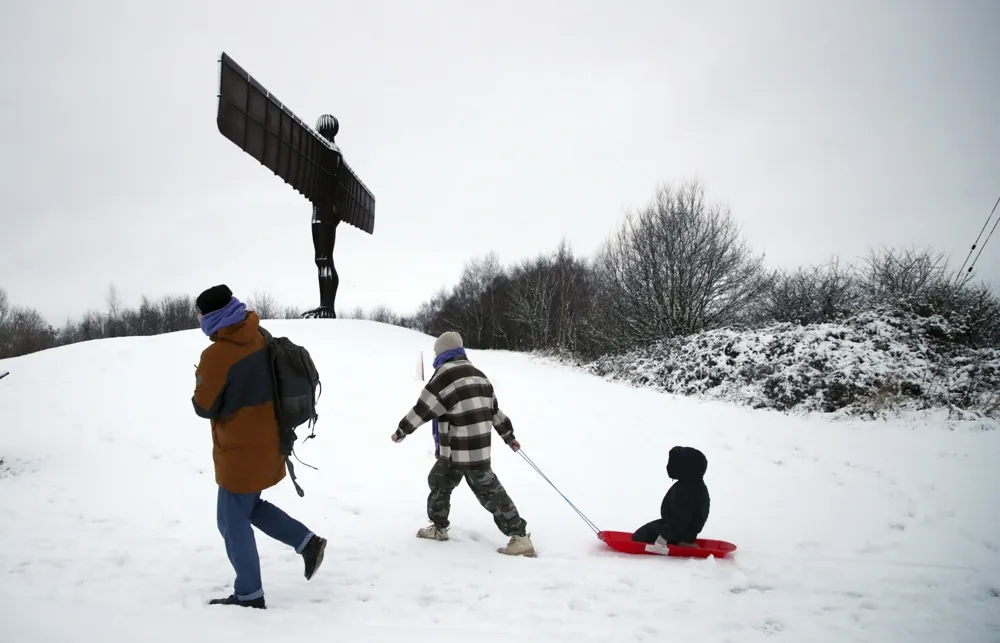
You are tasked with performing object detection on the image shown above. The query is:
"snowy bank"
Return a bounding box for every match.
[570,308,1000,430]
[0,319,998,642]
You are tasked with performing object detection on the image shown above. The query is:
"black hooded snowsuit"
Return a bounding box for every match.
[632,446,710,545]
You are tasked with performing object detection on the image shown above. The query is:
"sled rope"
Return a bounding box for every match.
[518,450,600,535]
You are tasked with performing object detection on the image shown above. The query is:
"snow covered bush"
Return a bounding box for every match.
[575,307,1000,424]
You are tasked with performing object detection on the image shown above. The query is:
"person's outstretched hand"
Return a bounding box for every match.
[391,431,404,443]
[510,439,521,452]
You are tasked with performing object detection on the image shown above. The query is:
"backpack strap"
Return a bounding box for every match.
[285,417,319,497]
[285,457,305,497]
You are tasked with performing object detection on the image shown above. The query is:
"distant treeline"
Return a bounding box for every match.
[2,180,998,361]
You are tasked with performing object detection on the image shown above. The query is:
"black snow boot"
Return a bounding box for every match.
[302,535,327,580]
[209,594,266,609]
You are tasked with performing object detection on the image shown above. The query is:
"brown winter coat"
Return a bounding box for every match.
[192,311,285,494]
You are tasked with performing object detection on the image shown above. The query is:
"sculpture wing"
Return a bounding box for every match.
[216,52,375,234]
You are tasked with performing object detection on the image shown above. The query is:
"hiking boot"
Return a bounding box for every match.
[416,524,449,541]
[209,593,266,609]
[497,533,535,557]
[302,535,327,580]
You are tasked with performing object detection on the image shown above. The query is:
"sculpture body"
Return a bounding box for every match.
[215,53,375,318]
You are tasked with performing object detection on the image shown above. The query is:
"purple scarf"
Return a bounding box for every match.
[431,347,467,456]
[200,297,247,336]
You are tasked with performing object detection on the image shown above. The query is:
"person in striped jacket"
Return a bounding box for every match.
[391,331,535,558]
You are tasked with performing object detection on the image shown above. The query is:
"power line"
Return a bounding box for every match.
[963,210,1000,287]
[955,193,1000,286]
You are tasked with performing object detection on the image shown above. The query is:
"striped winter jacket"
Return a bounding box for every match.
[394,356,516,470]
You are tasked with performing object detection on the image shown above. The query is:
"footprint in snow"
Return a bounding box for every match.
[730,584,774,595]
[758,619,784,635]
[857,543,884,555]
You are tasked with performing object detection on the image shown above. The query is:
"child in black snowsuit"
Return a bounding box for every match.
[632,446,710,547]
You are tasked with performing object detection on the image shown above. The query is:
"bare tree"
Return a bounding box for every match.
[858,246,951,308]
[0,304,56,358]
[246,291,280,319]
[338,306,367,320]
[547,239,596,351]
[136,295,162,335]
[411,287,451,334]
[502,240,597,352]
[77,309,106,341]
[507,254,557,349]
[368,305,402,325]
[0,288,9,327]
[596,180,768,350]
[758,257,861,325]
[104,284,127,337]
[160,295,198,333]
[0,288,10,356]
[450,252,505,347]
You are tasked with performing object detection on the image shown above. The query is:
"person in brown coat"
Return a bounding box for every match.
[192,284,326,609]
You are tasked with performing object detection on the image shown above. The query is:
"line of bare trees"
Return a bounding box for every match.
[3,179,998,361]
[0,287,308,360]
[0,282,411,360]
[409,180,1000,357]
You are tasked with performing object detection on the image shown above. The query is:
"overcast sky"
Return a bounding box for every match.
[1,0,998,324]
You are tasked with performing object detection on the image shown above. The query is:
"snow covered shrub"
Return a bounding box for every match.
[578,308,1000,421]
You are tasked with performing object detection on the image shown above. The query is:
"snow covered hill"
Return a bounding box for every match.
[576,308,1000,430]
[0,319,998,642]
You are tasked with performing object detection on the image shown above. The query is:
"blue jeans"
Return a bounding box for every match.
[216,486,314,600]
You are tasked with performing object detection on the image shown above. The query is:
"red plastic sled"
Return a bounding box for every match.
[597,530,737,559]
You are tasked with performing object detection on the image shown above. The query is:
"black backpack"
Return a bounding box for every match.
[259,326,321,496]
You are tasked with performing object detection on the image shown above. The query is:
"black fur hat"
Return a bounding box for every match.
[196,284,233,315]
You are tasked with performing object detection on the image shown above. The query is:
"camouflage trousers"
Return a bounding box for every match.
[427,458,527,537]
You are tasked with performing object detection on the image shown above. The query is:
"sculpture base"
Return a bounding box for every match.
[301,306,337,320]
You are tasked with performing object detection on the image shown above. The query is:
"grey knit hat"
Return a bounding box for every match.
[433,331,463,356]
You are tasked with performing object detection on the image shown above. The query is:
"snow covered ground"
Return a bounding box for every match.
[0,319,998,642]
